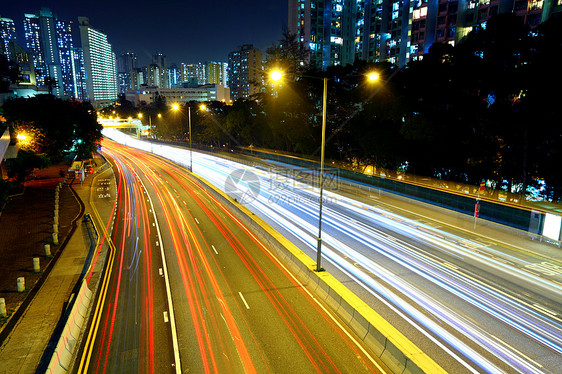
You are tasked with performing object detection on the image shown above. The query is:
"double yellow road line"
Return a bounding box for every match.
[76,164,118,373]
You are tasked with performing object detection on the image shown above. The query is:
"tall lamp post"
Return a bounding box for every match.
[270,69,379,272]
[172,103,207,172]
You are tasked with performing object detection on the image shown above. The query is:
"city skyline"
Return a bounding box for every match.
[1,0,287,66]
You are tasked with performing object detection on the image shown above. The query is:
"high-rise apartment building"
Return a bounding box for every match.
[0,17,17,60]
[23,12,46,86]
[151,52,169,88]
[56,19,75,97]
[23,8,75,96]
[152,52,167,69]
[206,61,229,86]
[117,51,138,73]
[289,0,562,68]
[227,44,262,101]
[72,47,87,100]
[78,17,117,107]
[117,51,138,93]
[168,63,181,88]
[181,62,206,86]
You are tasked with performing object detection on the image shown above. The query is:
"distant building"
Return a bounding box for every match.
[181,62,206,85]
[8,41,36,86]
[72,47,87,100]
[152,52,168,88]
[117,51,138,94]
[23,8,75,97]
[0,17,17,60]
[125,84,230,106]
[227,44,262,101]
[78,16,118,107]
[206,61,229,86]
[142,64,164,87]
[152,52,167,69]
[117,51,138,73]
[289,0,562,68]
[168,63,181,88]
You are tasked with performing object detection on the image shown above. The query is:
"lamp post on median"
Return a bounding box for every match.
[270,69,379,272]
[172,103,207,172]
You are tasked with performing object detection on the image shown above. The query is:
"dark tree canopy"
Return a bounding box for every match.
[3,95,102,160]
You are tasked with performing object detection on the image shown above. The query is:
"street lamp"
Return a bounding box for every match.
[367,72,380,82]
[269,69,379,272]
[172,103,205,172]
[270,69,328,272]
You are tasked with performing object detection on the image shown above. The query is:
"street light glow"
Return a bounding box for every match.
[270,70,282,82]
[367,72,380,82]
[137,113,143,118]
[199,104,207,111]
[172,103,179,111]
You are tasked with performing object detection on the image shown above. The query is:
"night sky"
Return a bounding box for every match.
[1,0,288,66]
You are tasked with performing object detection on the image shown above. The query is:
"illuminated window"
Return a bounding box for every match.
[529,0,544,10]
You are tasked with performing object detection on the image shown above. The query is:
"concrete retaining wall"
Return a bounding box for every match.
[46,280,93,374]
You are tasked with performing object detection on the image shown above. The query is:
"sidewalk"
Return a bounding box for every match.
[0,155,112,374]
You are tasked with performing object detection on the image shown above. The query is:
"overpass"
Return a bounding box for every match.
[98,118,150,137]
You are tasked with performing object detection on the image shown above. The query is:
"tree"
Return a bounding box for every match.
[44,76,59,95]
[265,31,310,78]
[3,96,102,160]
[8,149,50,182]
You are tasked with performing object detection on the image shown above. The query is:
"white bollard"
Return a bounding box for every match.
[17,277,25,293]
[0,298,6,317]
[53,215,58,225]
[53,223,58,234]
[33,257,40,273]
[52,232,58,245]
[44,243,51,256]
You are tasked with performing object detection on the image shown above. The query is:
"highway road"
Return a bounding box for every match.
[103,129,562,374]
[77,138,385,373]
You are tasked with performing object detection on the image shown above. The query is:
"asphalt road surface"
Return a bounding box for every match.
[102,129,562,374]
[78,139,386,373]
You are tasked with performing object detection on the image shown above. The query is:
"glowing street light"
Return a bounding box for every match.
[269,69,328,272]
[172,103,206,172]
[367,71,380,82]
[270,70,282,82]
[268,69,380,272]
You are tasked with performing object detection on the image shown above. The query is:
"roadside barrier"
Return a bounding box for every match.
[40,214,98,374]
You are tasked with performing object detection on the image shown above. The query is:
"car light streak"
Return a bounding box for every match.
[104,129,562,373]
[101,139,383,373]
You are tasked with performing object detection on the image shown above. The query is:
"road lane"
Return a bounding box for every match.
[81,139,385,373]
[102,129,562,374]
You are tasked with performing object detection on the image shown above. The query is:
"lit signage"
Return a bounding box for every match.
[543,213,561,241]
